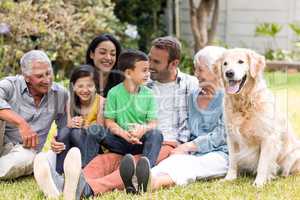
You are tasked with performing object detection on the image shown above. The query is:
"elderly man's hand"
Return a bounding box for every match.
[18,122,39,149]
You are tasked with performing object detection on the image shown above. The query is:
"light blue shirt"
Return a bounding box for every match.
[188,88,228,158]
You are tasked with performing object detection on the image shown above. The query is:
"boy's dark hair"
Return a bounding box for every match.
[151,36,181,63]
[117,49,148,72]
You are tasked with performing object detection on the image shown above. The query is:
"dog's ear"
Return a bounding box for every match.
[247,50,266,78]
[212,56,224,87]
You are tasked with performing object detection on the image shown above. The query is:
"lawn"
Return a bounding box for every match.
[0,72,300,200]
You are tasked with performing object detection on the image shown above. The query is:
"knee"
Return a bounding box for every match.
[144,129,163,143]
[69,128,82,141]
[86,124,106,140]
[56,127,71,142]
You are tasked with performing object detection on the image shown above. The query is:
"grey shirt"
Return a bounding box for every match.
[0,75,68,152]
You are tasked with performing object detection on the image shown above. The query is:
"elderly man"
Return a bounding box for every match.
[0,50,68,180]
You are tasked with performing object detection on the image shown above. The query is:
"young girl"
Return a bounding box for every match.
[56,64,106,174]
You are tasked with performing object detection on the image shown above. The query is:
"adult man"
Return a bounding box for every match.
[34,36,198,199]
[0,50,68,180]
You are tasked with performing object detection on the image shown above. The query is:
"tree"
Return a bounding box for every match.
[0,0,125,78]
[189,0,219,52]
[113,0,167,52]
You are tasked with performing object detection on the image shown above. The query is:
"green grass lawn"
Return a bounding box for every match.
[1,72,300,200]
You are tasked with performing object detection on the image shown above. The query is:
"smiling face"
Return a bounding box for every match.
[221,51,251,94]
[73,76,96,103]
[89,40,117,73]
[126,60,150,85]
[148,46,177,82]
[24,60,53,95]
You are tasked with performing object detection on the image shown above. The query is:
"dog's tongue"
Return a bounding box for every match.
[226,84,239,94]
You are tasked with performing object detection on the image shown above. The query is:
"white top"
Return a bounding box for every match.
[151,81,178,142]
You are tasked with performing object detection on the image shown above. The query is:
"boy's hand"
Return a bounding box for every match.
[120,130,142,144]
[129,124,145,139]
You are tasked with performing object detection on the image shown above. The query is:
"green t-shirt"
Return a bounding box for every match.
[104,83,157,131]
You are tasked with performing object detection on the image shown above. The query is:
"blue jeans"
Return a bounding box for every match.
[56,125,105,174]
[102,129,163,167]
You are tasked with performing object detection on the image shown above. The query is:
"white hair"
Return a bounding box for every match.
[20,50,52,75]
[193,46,226,71]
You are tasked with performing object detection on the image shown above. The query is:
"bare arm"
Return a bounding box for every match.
[105,118,135,143]
[96,96,105,126]
[130,120,158,139]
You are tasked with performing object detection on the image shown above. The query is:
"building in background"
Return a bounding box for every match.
[166,0,300,53]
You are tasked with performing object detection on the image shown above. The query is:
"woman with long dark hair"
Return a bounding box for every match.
[86,34,123,97]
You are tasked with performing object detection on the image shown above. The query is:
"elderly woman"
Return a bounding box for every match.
[121,46,228,192]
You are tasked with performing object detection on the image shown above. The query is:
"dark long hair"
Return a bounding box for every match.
[86,33,123,97]
[69,64,99,117]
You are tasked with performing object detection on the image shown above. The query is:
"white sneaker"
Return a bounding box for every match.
[63,147,82,200]
[34,153,62,199]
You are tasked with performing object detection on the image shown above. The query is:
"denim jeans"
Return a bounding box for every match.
[102,129,163,167]
[56,125,105,174]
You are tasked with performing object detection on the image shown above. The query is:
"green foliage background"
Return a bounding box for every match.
[113,0,167,52]
[0,0,126,79]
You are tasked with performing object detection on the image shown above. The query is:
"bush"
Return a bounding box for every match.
[0,0,125,79]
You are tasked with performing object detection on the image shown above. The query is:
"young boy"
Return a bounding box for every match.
[102,49,163,192]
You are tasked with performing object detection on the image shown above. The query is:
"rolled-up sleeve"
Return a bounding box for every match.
[192,117,227,154]
[0,79,14,110]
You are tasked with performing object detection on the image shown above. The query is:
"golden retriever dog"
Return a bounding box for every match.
[213,48,300,187]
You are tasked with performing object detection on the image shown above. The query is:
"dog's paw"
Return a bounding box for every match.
[253,178,266,187]
[223,171,237,181]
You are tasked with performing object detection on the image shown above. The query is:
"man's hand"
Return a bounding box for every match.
[171,142,197,155]
[18,122,39,149]
[51,136,65,154]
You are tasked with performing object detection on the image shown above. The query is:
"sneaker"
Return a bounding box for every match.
[119,154,137,194]
[33,153,64,199]
[136,156,151,193]
[63,147,82,200]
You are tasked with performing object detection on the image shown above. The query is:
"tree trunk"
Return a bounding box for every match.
[208,0,219,45]
[189,0,219,52]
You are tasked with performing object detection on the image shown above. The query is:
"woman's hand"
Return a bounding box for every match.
[171,142,197,155]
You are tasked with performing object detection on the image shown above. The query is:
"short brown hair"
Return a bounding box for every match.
[151,36,181,62]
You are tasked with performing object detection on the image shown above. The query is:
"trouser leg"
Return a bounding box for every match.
[0,144,36,180]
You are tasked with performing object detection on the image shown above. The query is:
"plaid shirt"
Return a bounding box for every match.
[147,69,198,143]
